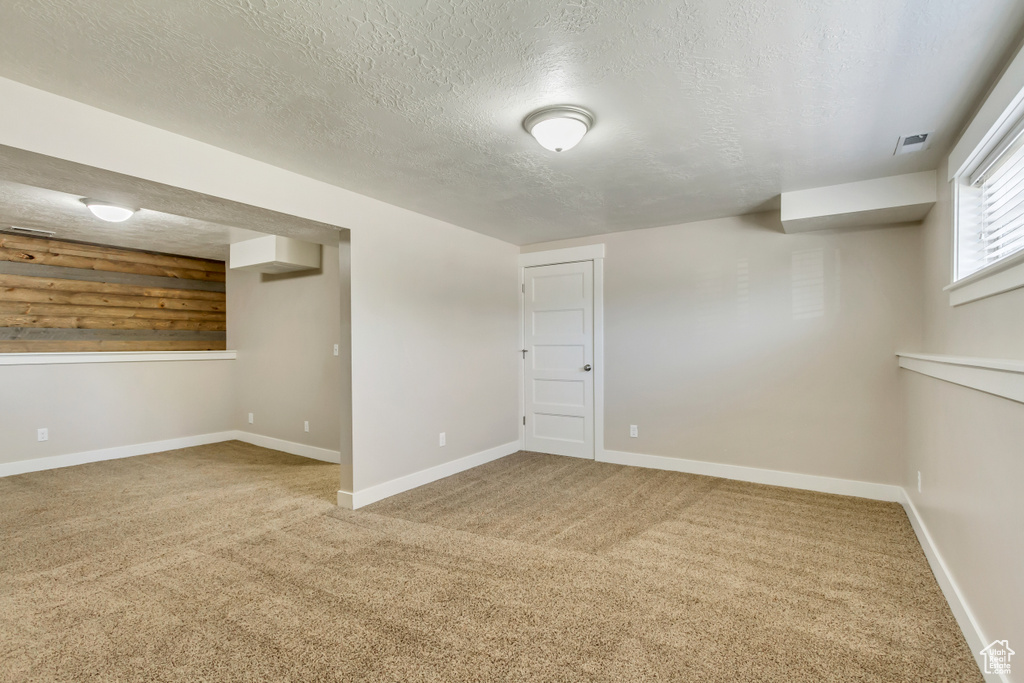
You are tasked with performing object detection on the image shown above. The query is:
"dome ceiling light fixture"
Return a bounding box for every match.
[523,105,594,153]
[81,198,137,223]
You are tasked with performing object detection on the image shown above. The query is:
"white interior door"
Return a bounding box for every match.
[524,261,594,459]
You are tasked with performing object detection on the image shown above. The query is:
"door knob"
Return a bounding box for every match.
[583,364,592,371]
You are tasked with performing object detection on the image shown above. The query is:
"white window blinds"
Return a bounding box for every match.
[963,121,1024,276]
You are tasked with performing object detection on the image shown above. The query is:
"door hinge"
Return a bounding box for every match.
[522,283,525,293]
[523,416,526,425]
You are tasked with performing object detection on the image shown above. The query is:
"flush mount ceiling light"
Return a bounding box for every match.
[523,105,594,153]
[81,199,136,223]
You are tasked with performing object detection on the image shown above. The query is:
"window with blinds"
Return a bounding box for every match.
[957,117,1024,280]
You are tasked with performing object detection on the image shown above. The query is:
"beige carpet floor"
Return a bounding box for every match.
[0,443,980,682]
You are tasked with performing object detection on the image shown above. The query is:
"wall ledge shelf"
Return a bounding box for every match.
[897,352,1024,404]
[0,350,237,366]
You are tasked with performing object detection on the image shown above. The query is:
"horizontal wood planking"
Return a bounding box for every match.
[0,247,225,282]
[0,236,228,354]
[0,261,225,293]
[0,273,225,301]
[0,234,224,274]
[2,288,225,312]
[0,328,225,341]
[0,340,227,352]
[0,315,226,332]
[0,301,225,322]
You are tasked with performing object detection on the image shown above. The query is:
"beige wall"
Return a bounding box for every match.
[524,212,924,484]
[0,360,233,464]
[0,79,522,496]
[227,241,349,462]
[351,219,520,491]
[904,163,1024,661]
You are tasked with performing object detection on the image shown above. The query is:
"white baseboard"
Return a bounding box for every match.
[0,429,342,478]
[598,449,903,502]
[0,431,993,680]
[349,440,520,509]
[0,431,237,478]
[230,431,341,463]
[596,448,989,680]
[900,490,1001,682]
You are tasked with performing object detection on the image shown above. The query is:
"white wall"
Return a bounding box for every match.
[524,212,924,484]
[904,162,1024,667]
[0,77,520,494]
[227,242,348,459]
[0,360,233,464]
[351,217,519,490]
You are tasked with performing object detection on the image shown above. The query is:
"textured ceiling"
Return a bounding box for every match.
[0,146,343,260]
[1,0,1023,245]
[0,180,266,261]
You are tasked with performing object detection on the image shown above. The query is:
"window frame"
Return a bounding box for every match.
[947,43,1024,306]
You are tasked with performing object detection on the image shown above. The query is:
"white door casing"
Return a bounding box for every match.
[523,261,595,459]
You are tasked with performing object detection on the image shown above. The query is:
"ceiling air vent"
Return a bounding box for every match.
[894,132,933,155]
[5,226,56,238]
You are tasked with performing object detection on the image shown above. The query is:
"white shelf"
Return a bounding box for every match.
[897,353,1024,404]
[0,350,237,366]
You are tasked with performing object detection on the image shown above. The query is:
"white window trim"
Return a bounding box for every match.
[0,350,237,366]
[943,248,1024,305]
[947,42,1024,306]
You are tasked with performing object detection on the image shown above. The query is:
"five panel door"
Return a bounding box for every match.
[523,261,594,459]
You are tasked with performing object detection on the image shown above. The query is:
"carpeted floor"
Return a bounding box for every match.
[0,443,980,682]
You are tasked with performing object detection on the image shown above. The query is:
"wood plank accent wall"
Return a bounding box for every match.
[0,234,226,352]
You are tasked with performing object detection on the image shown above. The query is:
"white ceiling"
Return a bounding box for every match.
[0,180,266,261]
[0,147,345,261]
[1,0,1023,245]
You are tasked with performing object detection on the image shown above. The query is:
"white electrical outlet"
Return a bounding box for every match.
[333,344,339,356]
[917,471,922,494]
[304,421,310,433]
[37,428,48,442]
[439,432,446,447]
[629,425,638,438]
[248,412,254,424]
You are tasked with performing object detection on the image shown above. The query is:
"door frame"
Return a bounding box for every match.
[518,244,605,459]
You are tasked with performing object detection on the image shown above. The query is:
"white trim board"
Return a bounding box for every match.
[596,447,989,679]
[0,421,992,680]
[342,440,520,509]
[944,254,1024,306]
[598,449,903,501]
[898,353,1024,404]
[0,431,237,478]
[596,446,989,679]
[518,244,605,267]
[0,430,342,478]
[949,41,1024,181]
[0,350,237,366]
[231,432,341,463]
[900,490,1004,682]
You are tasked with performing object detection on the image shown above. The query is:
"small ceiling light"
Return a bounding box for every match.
[523,105,594,153]
[81,199,136,223]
